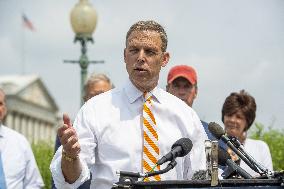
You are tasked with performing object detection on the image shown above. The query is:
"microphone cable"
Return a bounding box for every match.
[143,159,178,180]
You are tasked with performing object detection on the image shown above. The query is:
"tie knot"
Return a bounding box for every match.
[143,92,152,101]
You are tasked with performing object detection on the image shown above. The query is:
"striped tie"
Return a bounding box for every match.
[142,92,161,181]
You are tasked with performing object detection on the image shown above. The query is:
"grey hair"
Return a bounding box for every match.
[84,73,113,90]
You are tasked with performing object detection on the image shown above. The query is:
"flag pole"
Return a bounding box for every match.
[21,13,26,75]
[21,13,35,75]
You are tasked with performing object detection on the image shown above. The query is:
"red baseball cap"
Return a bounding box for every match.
[167,65,197,85]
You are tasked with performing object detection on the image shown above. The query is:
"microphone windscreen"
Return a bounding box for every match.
[171,138,193,157]
[192,170,207,180]
[208,122,225,140]
[218,148,231,166]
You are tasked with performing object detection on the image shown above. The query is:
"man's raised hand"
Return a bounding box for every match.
[58,113,81,160]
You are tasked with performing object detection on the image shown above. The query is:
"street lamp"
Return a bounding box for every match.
[64,0,104,105]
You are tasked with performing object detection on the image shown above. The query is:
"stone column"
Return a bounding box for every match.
[33,119,39,144]
[27,117,33,143]
[5,112,13,128]
[14,113,21,133]
[21,115,28,138]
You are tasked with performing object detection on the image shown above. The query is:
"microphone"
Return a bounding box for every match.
[192,170,207,180]
[211,141,219,186]
[218,148,252,179]
[229,136,268,174]
[208,122,260,174]
[156,138,193,165]
[204,140,212,179]
[203,140,218,186]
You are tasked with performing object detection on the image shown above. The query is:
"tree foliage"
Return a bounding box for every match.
[249,122,284,171]
[32,141,54,189]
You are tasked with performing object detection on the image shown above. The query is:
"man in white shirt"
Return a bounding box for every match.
[52,73,113,189]
[50,20,207,189]
[0,89,44,189]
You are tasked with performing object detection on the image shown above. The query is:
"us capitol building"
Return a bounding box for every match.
[0,74,59,144]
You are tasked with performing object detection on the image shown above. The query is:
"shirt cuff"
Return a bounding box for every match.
[50,155,90,189]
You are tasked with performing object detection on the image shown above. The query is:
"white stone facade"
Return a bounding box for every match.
[0,75,59,144]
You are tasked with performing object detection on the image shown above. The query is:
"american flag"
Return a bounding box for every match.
[22,14,35,31]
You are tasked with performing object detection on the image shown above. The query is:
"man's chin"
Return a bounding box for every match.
[131,79,157,91]
[179,98,187,102]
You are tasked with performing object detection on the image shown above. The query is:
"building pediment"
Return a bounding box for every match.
[19,80,53,109]
[0,75,58,111]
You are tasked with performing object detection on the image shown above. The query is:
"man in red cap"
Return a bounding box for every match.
[166,65,214,139]
[166,65,197,107]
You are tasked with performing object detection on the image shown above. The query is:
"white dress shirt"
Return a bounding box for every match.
[0,125,44,189]
[240,138,273,177]
[50,79,207,189]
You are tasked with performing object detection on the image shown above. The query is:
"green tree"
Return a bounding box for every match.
[32,141,54,189]
[249,122,284,171]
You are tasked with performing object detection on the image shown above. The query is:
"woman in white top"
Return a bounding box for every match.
[221,90,273,177]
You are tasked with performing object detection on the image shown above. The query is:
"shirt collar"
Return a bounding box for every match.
[123,78,162,104]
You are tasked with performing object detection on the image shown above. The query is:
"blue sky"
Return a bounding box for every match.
[0,0,283,129]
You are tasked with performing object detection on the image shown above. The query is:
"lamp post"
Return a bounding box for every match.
[64,0,104,105]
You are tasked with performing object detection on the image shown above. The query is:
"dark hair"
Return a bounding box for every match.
[126,20,168,52]
[221,90,256,130]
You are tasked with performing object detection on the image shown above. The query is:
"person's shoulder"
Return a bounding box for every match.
[80,88,124,117]
[159,88,191,108]
[86,88,121,105]
[2,126,25,138]
[246,138,269,147]
[246,138,272,159]
[2,126,29,145]
[163,89,196,113]
[201,120,208,127]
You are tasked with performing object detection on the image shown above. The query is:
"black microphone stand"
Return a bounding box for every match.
[221,160,252,179]
[222,136,261,174]
[230,136,269,176]
[114,159,178,188]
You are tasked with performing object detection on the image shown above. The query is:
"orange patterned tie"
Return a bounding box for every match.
[142,92,161,181]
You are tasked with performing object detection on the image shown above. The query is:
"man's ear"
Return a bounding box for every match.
[124,48,127,63]
[194,87,198,99]
[161,52,170,67]
[3,105,7,119]
[166,84,169,92]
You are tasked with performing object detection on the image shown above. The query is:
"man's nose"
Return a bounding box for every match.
[178,87,187,93]
[137,50,146,63]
